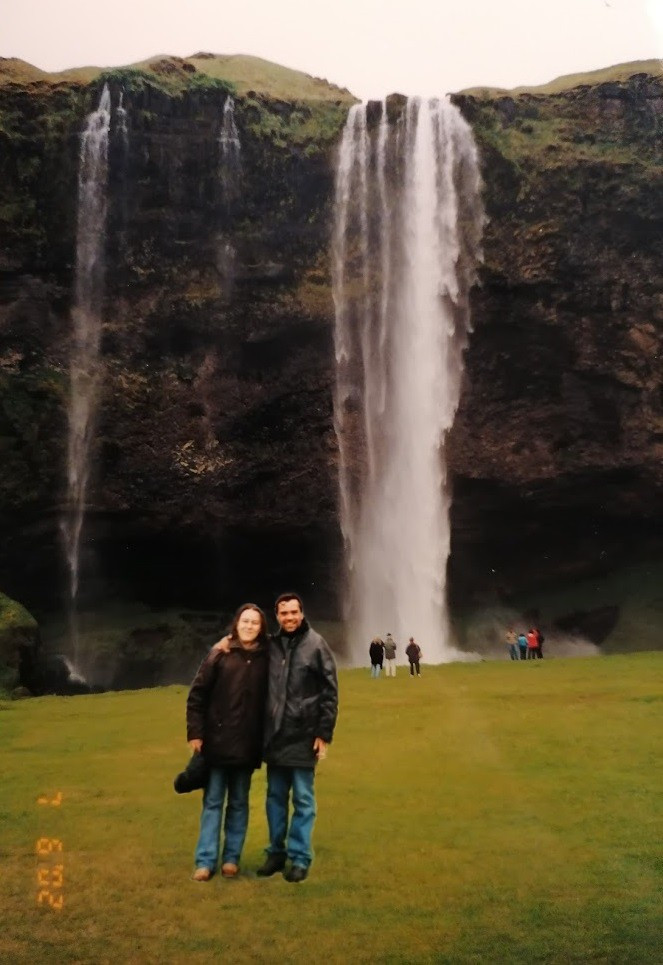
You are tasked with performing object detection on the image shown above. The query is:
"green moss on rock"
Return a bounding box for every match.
[0,591,38,669]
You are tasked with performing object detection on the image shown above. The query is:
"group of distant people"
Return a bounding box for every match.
[369,633,423,676]
[505,626,544,660]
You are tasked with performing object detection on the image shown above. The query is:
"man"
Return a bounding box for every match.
[383,632,397,676]
[405,636,421,676]
[505,627,519,661]
[218,592,338,883]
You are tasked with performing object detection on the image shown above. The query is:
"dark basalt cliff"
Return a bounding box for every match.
[0,56,661,621]
[449,71,663,602]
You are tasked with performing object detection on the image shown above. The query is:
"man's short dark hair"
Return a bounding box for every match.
[275,592,303,611]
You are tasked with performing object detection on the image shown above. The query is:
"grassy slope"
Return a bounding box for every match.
[3,54,659,101]
[1,654,661,963]
[461,58,662,98]
[0,54,355,102]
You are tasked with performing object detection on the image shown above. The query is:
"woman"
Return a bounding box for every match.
[369,637,384,678]
[186,603,269,880]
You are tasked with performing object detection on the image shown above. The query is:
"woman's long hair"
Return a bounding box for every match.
[228,603,269,643]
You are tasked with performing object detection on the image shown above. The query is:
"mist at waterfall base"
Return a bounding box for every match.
[333,97,484,666]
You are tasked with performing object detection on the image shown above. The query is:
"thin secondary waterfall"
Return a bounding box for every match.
[332,97,484,664]
[217,95,242,291]
[61,84,112,621]
[117,91,129,152]
[218,95,241,205]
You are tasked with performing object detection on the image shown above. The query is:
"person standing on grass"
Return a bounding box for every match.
[534,626,545,659]
[369,637,385,677]
[526,628,539,660]
[383,633,397,676]
[517,631,528,661]
[405,637,422,676]
[186,603,269,881]
[505,627,519,660]
[257,592,338,883]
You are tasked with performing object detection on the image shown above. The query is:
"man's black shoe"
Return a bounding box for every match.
[284,865,308,883]
[256,854,286,877]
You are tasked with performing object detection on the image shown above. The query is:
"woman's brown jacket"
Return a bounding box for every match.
[186,641,269,770]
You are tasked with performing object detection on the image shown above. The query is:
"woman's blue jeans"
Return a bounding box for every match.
[194,766,253,871]
[265,765,316,869]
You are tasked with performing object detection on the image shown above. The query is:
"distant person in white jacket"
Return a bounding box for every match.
[383,633,397,676]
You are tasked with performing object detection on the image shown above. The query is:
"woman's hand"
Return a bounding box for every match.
[313,737,328,761]
[189,739,203,753]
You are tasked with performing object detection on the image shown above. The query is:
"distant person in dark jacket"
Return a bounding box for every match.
[405,637,422,676]
[534,626,544,659]
[369,637,384,677]
[186,603,269,881]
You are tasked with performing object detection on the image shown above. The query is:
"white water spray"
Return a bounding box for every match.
[62,85,112,612]
[332,97,484,664]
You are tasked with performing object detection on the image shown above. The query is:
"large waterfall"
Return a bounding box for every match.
[61,84,112,618]
[332,97,484,665]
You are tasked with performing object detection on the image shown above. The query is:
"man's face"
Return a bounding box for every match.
[276,599,304,634]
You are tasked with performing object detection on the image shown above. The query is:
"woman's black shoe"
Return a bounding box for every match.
[284,865,308,883]
[256,854,286,876]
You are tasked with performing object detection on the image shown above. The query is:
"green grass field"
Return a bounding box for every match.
[1,654,661,964]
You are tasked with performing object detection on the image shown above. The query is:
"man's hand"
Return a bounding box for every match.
[212,635,232,653]
[189,739,203,753]
[313,737,328,761]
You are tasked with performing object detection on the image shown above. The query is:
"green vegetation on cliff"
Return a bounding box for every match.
[463,68,661,171]
[0,53,354,104]
[461,58,662,97]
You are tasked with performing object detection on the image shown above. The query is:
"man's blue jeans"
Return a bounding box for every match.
[265,765,316,869]
[194,766,253,871]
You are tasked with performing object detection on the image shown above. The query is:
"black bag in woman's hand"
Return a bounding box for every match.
[173,750,209,793]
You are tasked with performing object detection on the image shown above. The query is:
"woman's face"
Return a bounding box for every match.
[236,608,263,644]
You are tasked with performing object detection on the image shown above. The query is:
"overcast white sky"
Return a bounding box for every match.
[4,0,662,100]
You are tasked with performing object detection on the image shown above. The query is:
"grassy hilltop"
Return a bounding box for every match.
[0,52,355,103]
[460,58,662,97]
[2,653,661,963]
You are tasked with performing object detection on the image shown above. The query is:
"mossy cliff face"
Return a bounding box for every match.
[0,60,661,613]
[448,72,663,601]
[0,62,351,610]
